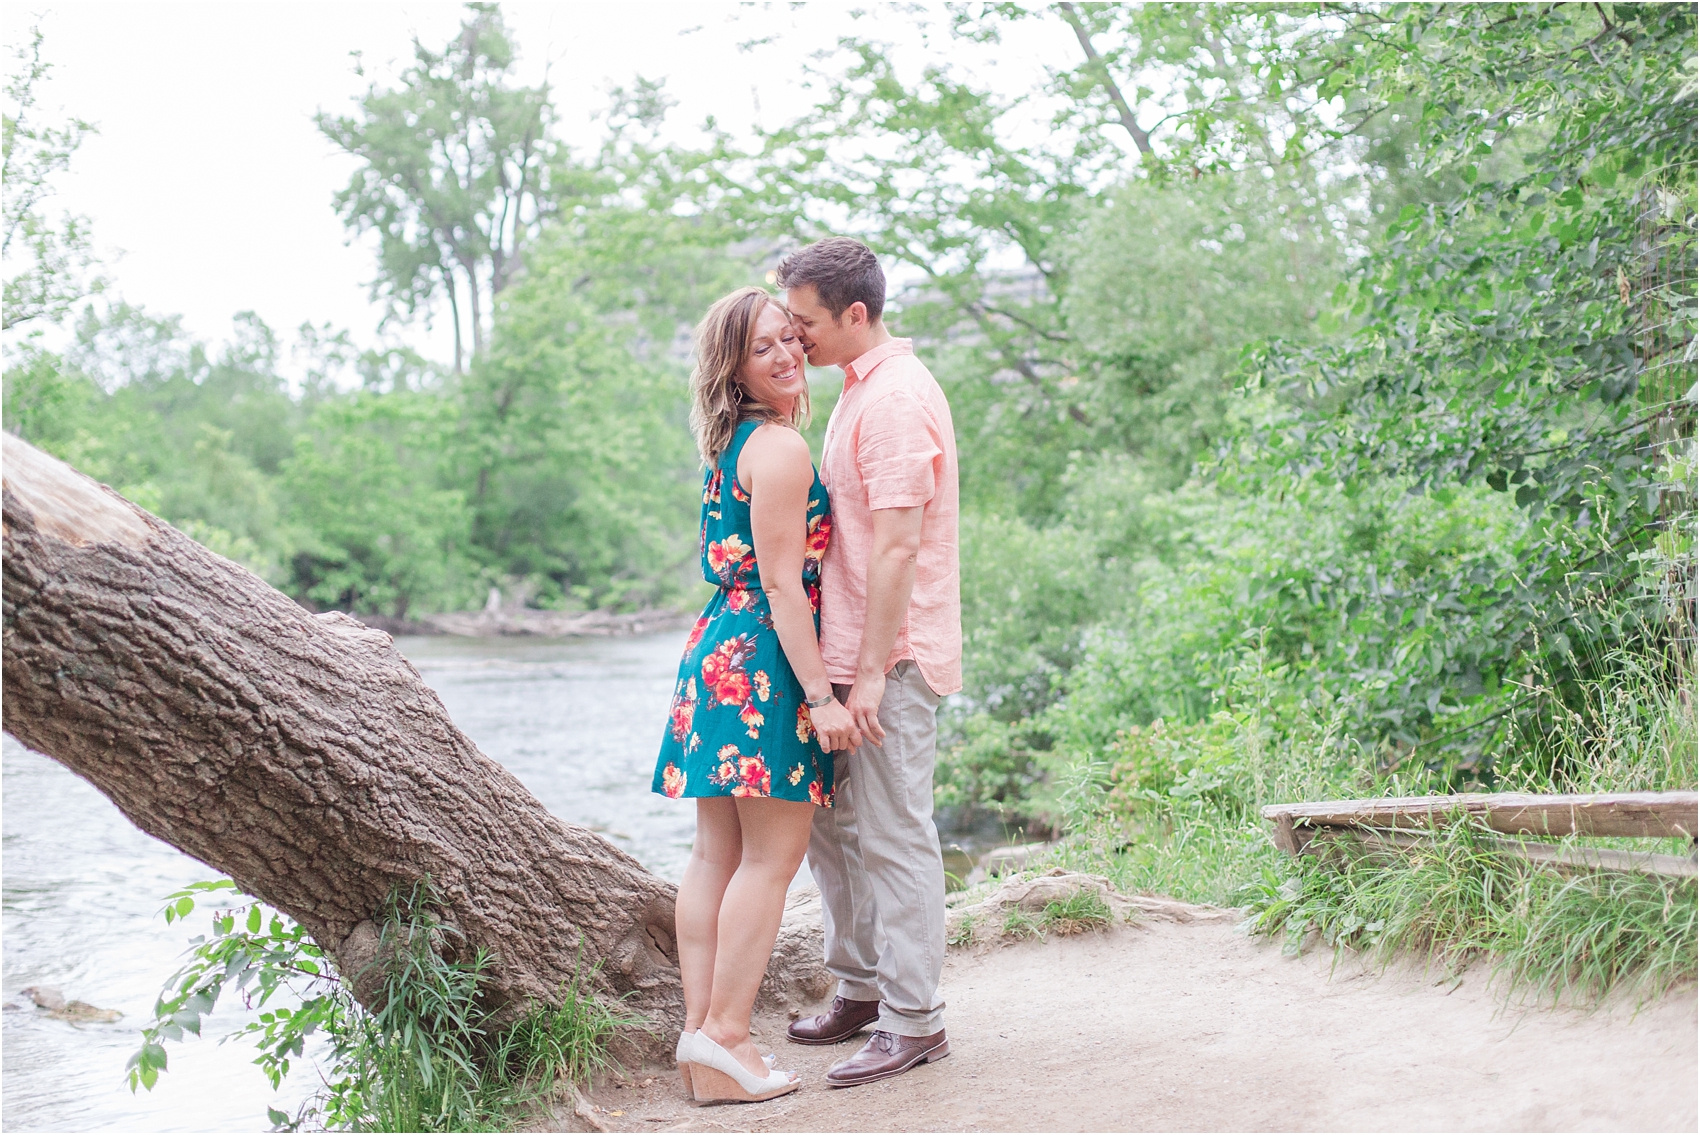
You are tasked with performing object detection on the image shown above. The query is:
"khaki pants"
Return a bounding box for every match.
[809,661,946,1037]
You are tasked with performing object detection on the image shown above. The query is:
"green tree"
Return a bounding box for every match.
[708,7,1373,519]
[1235,2,1697,769]
[2,25,105,332]
[715,3,1692,811]
[454,233,703,611]
[319,3,559,372]
[284,389,473,617]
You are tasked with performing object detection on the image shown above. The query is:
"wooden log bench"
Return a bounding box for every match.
[1261,791,1700,879]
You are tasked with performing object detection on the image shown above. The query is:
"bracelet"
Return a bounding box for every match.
[804,692,836,709]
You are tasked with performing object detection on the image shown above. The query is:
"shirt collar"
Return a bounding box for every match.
[842,337,914,389]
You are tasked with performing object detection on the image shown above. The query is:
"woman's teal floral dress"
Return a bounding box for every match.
[652,420,835,807]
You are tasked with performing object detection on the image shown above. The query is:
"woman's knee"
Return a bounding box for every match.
[690,798,743,872]
[690,843,742,879]
[733,798,815,860]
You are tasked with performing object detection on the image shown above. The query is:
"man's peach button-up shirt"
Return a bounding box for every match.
[817,337,962,697]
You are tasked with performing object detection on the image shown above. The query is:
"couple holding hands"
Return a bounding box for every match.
[649,236,961,1103]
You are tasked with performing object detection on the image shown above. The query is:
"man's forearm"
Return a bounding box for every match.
[856,544,917,682]
[845,505,926,742]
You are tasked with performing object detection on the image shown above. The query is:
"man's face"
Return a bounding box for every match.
[785,283,859,369]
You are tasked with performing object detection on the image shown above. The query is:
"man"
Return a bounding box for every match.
[776,237,961,1088]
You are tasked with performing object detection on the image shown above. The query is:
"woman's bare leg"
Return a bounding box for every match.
[700,796,816,1076]
[676,798,742,1032]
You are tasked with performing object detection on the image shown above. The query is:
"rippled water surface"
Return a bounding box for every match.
[2,631,692,1132]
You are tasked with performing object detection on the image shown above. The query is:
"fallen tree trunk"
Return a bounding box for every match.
[2,436,700,1039]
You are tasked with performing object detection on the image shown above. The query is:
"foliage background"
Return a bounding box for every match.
[5,3,1695,863]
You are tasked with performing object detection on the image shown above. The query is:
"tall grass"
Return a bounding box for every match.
[1496,643,1699,796]
[323,886,639,1133]
[1047,629,1698,1002]
[1239,820,1699,1005]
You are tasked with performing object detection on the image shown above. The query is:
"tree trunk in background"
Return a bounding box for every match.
[1,435,700,1044]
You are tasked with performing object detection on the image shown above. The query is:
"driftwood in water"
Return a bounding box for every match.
[1,436,740,1044]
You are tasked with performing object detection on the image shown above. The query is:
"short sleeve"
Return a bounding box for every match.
[856,390,943,510]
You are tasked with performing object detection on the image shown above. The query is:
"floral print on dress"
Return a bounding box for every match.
[708,743,741,787]
[706,533,753,585]
[704,469,723,520]
[703,634,756,706]
[706,745,773,798]
[662,763,687,798]
[739,702,765,738]
[668,677,697,743]
[804,511,831,575]
[732,754,771,797]
[651,420,834,808]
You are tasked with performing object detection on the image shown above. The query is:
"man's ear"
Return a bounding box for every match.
[845,301,868,329]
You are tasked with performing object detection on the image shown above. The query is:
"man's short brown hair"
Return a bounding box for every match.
[775,237,886,324]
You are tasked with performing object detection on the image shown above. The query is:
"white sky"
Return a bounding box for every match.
[3,2,1094,373]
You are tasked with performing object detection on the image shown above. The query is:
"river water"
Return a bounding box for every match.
[3,631,707,1132]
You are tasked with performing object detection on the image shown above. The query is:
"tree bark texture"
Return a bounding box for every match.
[1,436,717,1042]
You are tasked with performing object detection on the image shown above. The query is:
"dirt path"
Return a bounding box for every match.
[574,909,1697,1132]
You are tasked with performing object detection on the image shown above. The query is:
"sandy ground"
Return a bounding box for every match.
[569,913,1698,1133]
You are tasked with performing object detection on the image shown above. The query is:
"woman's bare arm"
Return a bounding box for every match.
[740,423,861,752]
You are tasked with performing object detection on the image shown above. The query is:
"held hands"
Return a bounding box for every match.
[807,697,863,752]
[844,675,886,747]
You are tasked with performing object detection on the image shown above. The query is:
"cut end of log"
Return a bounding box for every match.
[2,434,153,550]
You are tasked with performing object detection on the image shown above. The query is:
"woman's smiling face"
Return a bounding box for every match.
[738,303,807,410]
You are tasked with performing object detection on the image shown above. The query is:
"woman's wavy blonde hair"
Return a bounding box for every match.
[689,285,811,465]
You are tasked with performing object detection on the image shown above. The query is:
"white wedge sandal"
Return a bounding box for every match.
[676,1033,782,1094]
[675,1030,698,1093]
[676,1030,779,1097]
[682,1030,799,1104]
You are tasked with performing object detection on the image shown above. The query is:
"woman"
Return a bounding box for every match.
[652,286,860,1103]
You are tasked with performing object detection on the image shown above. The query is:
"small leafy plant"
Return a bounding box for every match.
[946,912,979,948]
[1000,907,1042,941]
[128,880,344,1097]
[1037,888,1114,936]
[132,879,637,1132]
[988,887,1116,943]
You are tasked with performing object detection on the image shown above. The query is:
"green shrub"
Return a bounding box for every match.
[1103,713,1248,817]
[133,881,636,1132]
[935,713,1053,821]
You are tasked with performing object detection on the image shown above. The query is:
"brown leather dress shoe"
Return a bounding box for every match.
[786,996,881,1045]
[824,1029,949,1087]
